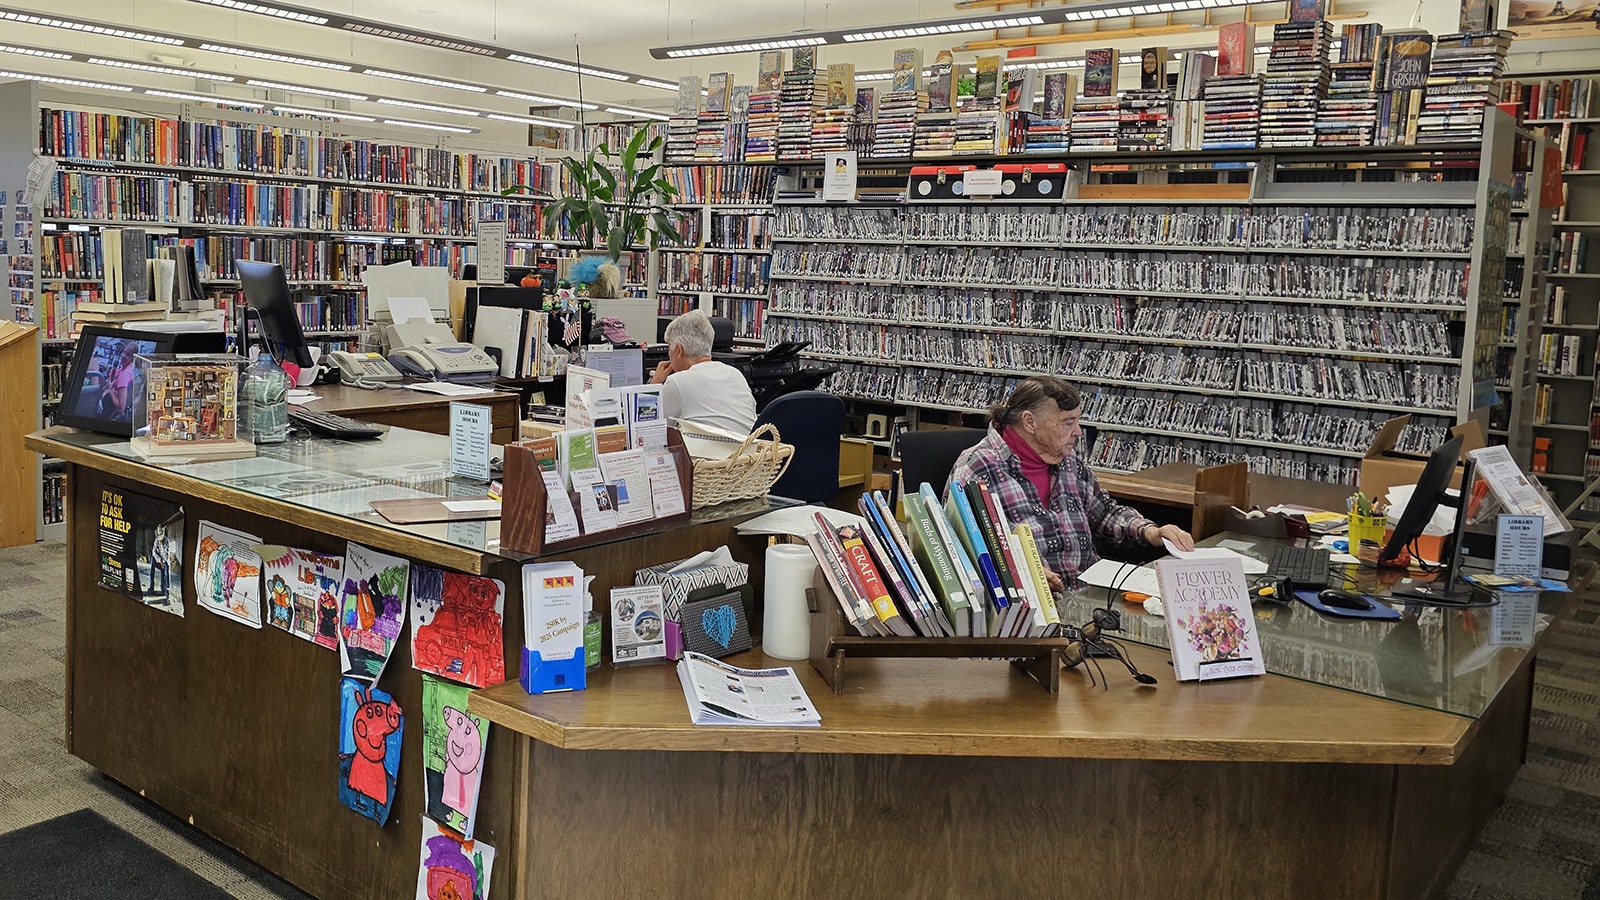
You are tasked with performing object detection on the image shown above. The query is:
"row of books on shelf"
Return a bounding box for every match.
[808,485,1061,640]
[1550,231,1591,275]
[1086,430,1363,483]
[1535,332,1590,377]
[293,295,367,334]
[41,467,66,527]
[37,231,478,284]
[657,253,770,295]
[659,165,778,205]
[1547,286,1586,330]
[1498,76,1596,123]
[710,297,766,340]
[41,108,558,195]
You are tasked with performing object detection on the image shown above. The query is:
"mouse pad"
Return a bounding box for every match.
[1293,590,1402,621]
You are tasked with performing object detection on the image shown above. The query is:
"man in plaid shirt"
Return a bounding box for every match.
[948,376,1193,590]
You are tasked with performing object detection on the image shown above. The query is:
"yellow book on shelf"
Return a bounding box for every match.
[1013,524,1061,632]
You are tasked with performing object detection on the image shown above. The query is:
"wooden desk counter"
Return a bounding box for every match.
[308,382,519,444]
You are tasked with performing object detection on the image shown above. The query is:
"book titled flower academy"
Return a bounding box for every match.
[1155,556,1265,681]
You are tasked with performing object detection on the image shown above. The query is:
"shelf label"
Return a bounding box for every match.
[962,170,1004,196]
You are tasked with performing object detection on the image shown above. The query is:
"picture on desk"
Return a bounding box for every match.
[338,677,403,826]
[96,488,184,617]
[420,675,489,840]
[258,546,344,650]
[339,543,410,683]
[417,816,495,900]
[410,566,506,688]
[194,521,264,628]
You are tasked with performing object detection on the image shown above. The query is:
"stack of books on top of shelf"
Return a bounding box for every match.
[1260,19,1332,148]
[1119,90,1173,151]
[873,90,927,158]
[778,69,827,161]
[812,105,857,157]
[952,98,1003,155]
[744,91,780,162]
[665,116,698,164]
[1415,30,1514,144]
[1020,111,1071,153]
[1318,23,1384,146]
[913,112,958,157]
[694,111,730,163]
[1070,94,1121,151]
[1202,74,1265,149]
[849,89,877,156]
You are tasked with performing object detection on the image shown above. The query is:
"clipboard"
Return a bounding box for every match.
[368,498,502,524]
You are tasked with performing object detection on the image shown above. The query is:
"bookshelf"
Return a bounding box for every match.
[766,116,1520,484]
[657,165,779,344]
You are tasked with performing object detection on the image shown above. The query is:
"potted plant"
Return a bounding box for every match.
[505,127,683,268]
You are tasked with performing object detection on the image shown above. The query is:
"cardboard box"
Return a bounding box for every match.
[1358,415,1486,500]
[521,420,563,441]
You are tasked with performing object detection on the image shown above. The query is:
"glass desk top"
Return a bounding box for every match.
[1055,533,1578,720]
[41,426,788,561]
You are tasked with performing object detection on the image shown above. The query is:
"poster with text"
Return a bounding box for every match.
[410,566,505,688]
[194,521,263,627]
[259,545,344,649]
[339,542,410,682]
[97,486,184,616]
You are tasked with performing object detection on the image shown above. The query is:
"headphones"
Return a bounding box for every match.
[1063,607,1158,687]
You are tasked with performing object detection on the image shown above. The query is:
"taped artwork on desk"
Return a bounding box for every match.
[410,565,506,688]
[339,542,410,682]
[421,675,490,840]
[416,816,496,900]
[258,545,344,650]
[193,521,263,628]
[338,677,403,826]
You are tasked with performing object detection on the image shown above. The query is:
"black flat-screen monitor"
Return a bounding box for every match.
[1381,434,1480,601]
[237,259,313,368]
[57,326,173,436]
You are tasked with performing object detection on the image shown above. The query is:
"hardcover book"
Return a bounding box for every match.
[793,46,817,73]
[892,48,924,93]
[1459,0,1498,33]
[929,50,956,112]
[1155,556,1266,682]
[1084,48,1119,96]
[729,85,752,121]
[975,55,1002,99]
[1043,73,1074,117]
[1217,23,1257,76]
[675,76,702,116]
[1385,32,1433,90]
[1289,0,1327,21]
[758,51,784,92]
[1140,47,1168,89]
[826,63,856,109]
[706,73,730,113]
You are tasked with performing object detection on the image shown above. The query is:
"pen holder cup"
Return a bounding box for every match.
[1347,513,1388,554]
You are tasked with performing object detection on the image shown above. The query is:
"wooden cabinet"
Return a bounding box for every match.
[0,321,39,547]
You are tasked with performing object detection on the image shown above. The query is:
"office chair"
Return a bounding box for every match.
[752,391,846,503]
[893,427,986,504]
[709,316,736,352]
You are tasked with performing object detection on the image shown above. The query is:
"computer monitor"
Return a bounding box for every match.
[237,260,314,368]
[57,326,174,436]
[1381,433,1477,601]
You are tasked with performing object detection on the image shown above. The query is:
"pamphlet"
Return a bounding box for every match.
[569,467,618,532]
[1468,445,1570,537]
[540,470,581,542]
[675,651,821,726]
[624,385,667,451]
[1155,556,1265,681]
[599,449,655,526]
[644,451,686,517]
[610,584,667,666]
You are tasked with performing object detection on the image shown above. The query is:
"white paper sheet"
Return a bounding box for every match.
[1162,540,1268,575]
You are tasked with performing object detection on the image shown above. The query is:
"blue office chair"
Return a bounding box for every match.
[894,427,986,503]
[753,391,846,503]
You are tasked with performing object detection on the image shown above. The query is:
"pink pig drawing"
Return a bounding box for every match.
[441,706,482,816]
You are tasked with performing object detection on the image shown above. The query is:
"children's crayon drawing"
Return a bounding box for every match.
[410,566,506,688]
[193,521,263,627]
[339,542,409,681]
[259,545,345,649]
[421,676,489,839]
[338,677,403,826]
[416,817,495,900]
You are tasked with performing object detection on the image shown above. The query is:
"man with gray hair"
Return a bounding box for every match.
[650,310,757,434]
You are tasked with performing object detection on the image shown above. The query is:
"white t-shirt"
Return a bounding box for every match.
[660,360,757,435]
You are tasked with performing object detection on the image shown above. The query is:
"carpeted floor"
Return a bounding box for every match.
[1,537,1599,898]
[0,808,237,900]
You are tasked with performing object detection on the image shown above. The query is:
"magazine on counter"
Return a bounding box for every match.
[676,651,821,727]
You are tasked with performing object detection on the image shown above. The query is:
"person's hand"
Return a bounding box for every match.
[1043,568,1065,594]
[649,360,673,384]
[1145,523,1194,551]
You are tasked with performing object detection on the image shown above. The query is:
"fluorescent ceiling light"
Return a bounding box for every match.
[273,104,376,121]
[0,69,133,90]
[377,98,481,117]
[661,35,826,59]
[341,23,497,55]
[486,113,575,129]
[635,78,678,91]
[247,79,367,100]
[495,89,597,111]
[189,0,327,24]
[381,118,476,134]
[200,43,351,70]
[363,68,486,92]
[0,8,185,45]
[506,54,629,81]
[146,89,264,107]
[89,58,237,81]
[605,106,671,121]
[841,15,1045,41]
[1,44,71,60]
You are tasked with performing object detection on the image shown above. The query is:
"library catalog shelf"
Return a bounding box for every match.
[776,143,1487,169]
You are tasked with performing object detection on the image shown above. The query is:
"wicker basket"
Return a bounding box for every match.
[690,423,794,508]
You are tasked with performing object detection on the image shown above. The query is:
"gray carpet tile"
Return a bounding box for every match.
[1,537,1599,898]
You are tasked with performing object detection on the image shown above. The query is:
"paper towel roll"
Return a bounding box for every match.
[763,544,817,660]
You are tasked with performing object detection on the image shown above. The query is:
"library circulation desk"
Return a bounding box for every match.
[468,538,1577,900]
[23,425,779,900]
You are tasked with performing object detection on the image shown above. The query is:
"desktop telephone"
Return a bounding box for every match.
[381,321,498,382]
[328,350,403,384]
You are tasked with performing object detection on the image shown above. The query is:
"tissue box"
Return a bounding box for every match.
[636,554,750,660]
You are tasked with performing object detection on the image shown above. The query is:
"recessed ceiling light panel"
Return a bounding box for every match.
[200,43,351,70]
[342,23,497,55]
[247,79,367,100]
[190,0,328,24]
[0,8,185,45]
[0,68,133,90]
[364,68,486,92]
[89,57,237,80]
[0,44,72,60]
[377,98,481,117]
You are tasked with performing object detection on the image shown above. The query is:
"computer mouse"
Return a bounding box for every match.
[1318,589,1374,611]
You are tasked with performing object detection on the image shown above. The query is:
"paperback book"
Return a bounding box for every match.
[1155,556,1265,682]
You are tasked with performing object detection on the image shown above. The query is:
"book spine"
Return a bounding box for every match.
[869,490,951,636]
[834,524,912,636]
[854,505,932,636]
[904,498,971,637]
[1014,525,1061,632]
[803,530,871,636]
[967,480,1024,613]
[947,483,1010,617]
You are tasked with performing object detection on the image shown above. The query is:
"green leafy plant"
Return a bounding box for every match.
[504,128,681,263]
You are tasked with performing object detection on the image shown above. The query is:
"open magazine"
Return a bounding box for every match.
[676,651,821,727]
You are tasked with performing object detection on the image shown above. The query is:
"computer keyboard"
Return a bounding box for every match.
[1267,546,1332,592]
[287,405,386,440]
